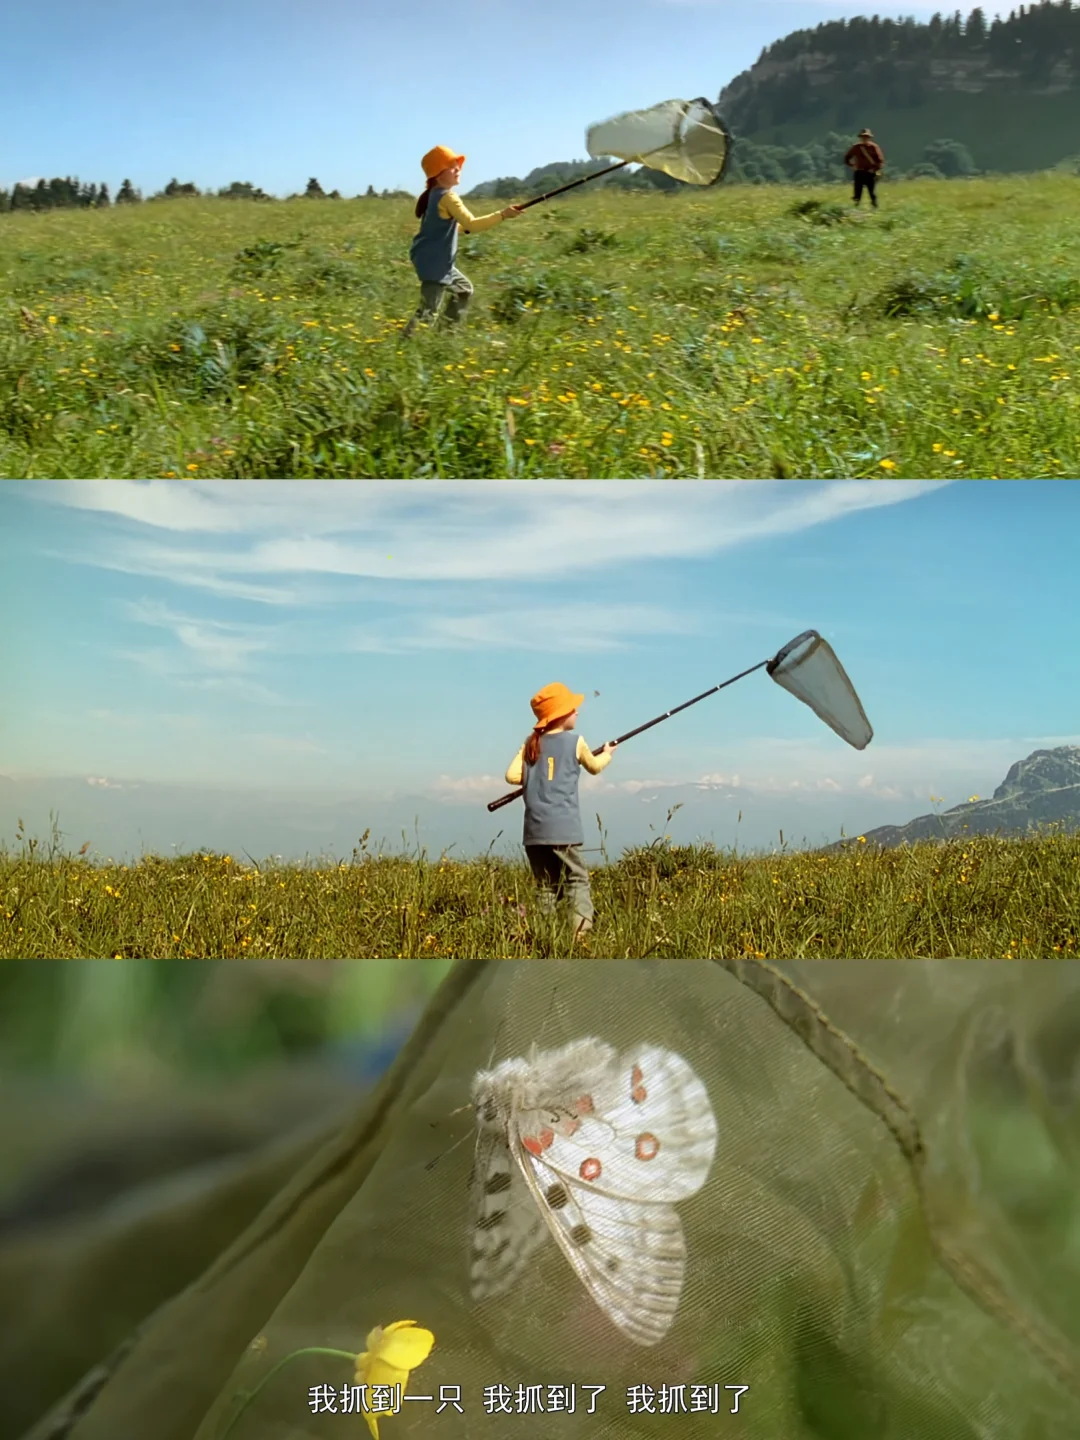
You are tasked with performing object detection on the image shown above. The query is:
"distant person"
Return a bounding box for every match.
[404,147,524,337]
[504,683,618,943]
[844,129,885,209]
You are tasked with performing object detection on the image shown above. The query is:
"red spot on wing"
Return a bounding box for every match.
[575,1094,594,1115]
[635,1132,660,1161]
[630,1065,647,1104]
[565,1117,581,1136]
[580,1157,602,1181]
[522,1128,555,1158]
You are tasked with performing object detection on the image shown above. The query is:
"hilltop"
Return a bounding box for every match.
[718,2,1080,174]
[463,7,1080,200]
[829,745,1080,851]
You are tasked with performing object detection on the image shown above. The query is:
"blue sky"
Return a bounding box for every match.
[2,480,1077,862]
[6,0,956,198]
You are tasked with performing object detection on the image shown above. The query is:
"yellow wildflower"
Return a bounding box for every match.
[356,1320,435,1439]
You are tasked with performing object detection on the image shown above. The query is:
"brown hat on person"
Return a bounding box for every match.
[858,128,874,139]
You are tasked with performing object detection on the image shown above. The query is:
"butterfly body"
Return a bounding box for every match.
[469,1037,716,1346]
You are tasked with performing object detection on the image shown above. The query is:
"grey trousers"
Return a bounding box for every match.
[525,843,595,926]
[404,268,473,335]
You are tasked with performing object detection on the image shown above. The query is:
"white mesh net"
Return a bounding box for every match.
[586,99,731,187]
[767,630,874,751]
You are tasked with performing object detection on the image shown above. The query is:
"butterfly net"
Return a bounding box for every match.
[767,630,873,751]
[37,961,1080,1440]
[586,99,731,187]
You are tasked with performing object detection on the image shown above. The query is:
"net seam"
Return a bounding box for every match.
[711,957,1080,1400]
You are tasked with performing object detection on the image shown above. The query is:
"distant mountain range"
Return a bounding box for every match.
[828,746,1080,851]
[3,750,1076,866]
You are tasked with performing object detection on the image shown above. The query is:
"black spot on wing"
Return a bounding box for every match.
[545,1182,569,1210]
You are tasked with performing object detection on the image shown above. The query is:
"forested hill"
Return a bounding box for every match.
[718,1,1080,173]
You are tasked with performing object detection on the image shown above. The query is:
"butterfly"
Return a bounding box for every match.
[468,1036,716,1346]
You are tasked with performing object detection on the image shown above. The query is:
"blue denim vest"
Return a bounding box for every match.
[409,187,459,284]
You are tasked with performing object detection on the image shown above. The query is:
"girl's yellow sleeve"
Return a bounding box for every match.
[576,736,612,775]
[505,747,525,784]
[439,190,504,233]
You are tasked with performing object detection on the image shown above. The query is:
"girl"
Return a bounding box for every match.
[504,682,617,942]
[404,146,524,337]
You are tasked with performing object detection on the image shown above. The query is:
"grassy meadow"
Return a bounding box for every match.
[3,818,1078,959]
[2,173,1079,478]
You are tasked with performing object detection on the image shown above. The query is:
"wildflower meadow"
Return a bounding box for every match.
[3,816,1078,959]
[2,174,1078,478]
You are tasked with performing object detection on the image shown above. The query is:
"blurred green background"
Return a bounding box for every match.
[0,959,450,1439]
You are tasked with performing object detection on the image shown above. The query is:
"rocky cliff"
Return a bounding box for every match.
[829,745,1080,850]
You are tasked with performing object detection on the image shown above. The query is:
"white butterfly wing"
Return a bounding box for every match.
[508,1044,716,1345]
[469,1129,549,1301]
[514,1141,686,1346]
[541,1043,717,1203]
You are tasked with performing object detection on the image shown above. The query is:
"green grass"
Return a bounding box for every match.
[2,174,1078,477]
[3,817,1078,959]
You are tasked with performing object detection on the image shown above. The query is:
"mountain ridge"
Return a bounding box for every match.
[827,745,1080,851]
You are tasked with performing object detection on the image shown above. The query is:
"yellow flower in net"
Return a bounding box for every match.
[355,1320,435,1439]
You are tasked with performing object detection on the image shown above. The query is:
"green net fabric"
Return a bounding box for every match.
[32,960,1080,1440]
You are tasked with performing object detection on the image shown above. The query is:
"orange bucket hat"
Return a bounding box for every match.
[422,146,466,179]
[531,682,585,730]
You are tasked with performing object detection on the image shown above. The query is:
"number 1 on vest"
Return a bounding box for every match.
[548,756,555,781]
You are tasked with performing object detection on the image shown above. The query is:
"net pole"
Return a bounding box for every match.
[516,160,632,211]
[486,659,770,813]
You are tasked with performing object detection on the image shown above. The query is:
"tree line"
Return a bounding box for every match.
[0,176,414,214]
[0,135,988,217]
[763,0,1080,65]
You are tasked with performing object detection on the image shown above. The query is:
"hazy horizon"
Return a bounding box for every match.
[3,479,1077,865]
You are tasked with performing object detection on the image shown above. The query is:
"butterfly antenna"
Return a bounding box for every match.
[536,983,561,1050]
[484,1018,505,1072]
[429,1102,473,1128]
[425,1124,474,1172]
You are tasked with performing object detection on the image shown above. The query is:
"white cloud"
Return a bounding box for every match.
[123,599,270,671]
[432,774,505,800]
[25,480,950,595]
[114,647,295,707]
[429,733,1080,807]
[349,602,698,654]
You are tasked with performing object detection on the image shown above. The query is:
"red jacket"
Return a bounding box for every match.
[845,141,884,172]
